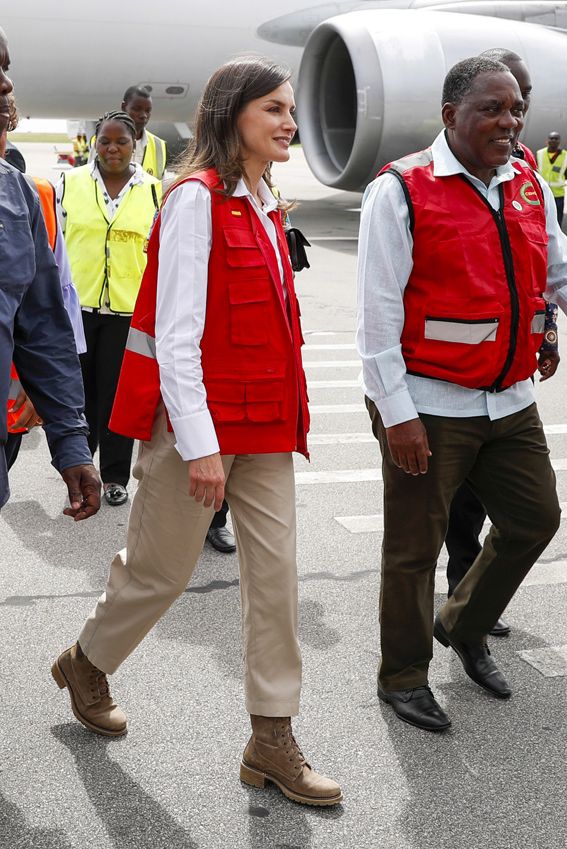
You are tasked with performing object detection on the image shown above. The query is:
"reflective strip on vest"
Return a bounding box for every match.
[8,377,22,401]
[532,312,546,334]
[424,318,499,344]
[154,137,165,180]
[126,327,156,359]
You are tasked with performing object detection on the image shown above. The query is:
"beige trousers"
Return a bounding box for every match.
[79,407,302,717]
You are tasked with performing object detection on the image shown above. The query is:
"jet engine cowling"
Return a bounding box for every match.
[296,9,567,191]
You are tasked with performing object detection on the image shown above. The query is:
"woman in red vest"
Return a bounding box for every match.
[53,57,342,807]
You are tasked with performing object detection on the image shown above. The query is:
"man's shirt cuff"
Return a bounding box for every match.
[375,389,419,428]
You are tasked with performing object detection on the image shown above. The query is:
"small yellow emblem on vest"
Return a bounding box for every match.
[519,182,541,206]
[231,210,242,216]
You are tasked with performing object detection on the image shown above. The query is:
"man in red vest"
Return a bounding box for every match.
[357,56,567,732]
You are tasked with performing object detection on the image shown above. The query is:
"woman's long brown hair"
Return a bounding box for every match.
[176,57,294,209]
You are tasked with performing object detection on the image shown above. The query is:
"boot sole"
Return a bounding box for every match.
[240,761,343,807]
[433,624,512,700]
[51,660,128,738]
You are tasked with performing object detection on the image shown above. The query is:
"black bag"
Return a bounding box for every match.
[285,227,311,272]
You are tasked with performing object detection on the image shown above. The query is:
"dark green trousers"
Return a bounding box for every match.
[366,399,561,691]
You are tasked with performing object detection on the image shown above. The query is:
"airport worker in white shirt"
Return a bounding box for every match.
[52,57,342,808]
[357,56,567,733]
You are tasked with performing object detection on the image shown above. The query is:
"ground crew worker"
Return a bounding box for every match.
[0,26,100,517]
[537,132,567,224]
[57,111,161,506]
[52,57,342,808]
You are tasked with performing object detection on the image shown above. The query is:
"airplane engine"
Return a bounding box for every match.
[296,9,567,191]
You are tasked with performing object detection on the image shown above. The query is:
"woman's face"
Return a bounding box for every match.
[96,120,134,174]
[236,81,297,170]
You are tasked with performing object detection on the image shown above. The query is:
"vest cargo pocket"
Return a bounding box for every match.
[224,228,265,267]
[245,378,285,422]
[228,276,271,346]
[206,380,246,423]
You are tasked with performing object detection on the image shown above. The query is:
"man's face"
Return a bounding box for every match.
[0,32,14,138]
[442,71,524,185]
[506,59,532,114]
[548,133,561,152]
[122,94,152,139]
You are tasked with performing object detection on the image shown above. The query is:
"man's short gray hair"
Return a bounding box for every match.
[442,57,510,106]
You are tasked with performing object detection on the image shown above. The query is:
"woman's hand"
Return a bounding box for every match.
[188,452,225,510]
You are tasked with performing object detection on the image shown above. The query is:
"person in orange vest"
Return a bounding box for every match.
[53,57,342,807]
[1,93,86,470]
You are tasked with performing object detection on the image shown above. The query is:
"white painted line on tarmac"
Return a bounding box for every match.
[303,360,360,369]
[518,645,567,677]
[308,236,358,241]
[297,461,567,486]
[309,404,365,414]
[308,380,360,388]
[303,343,356,350]
[307,425,567,445]
[336,504,567,535]
[309,433,374,445]
[295,468,382,485]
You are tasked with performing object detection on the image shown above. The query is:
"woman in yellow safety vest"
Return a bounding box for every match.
[56,110,161,506]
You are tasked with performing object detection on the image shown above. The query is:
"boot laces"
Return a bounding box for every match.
[89,668,109,699]
[276,721,306,768]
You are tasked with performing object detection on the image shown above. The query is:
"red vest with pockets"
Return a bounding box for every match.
[381,149,548,391]
[110,169,310,457]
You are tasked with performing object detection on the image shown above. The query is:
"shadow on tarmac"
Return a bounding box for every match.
[379,624,567,848]
[50,724,198,849]
[0,791,73,849]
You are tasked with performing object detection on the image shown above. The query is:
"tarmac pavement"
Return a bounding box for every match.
[1,144,567,848]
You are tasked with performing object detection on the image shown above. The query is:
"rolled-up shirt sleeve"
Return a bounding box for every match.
[356,173,419,427]
[155,181,220,460]
[12,177,91,472]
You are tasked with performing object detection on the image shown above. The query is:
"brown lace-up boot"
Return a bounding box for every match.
[51,643,127,737]
[240,715,343,806]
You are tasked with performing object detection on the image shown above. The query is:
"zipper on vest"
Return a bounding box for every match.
[457,177,519,391]
[491,199,519,390]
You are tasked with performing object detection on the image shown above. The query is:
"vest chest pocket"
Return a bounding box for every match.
[228,277,271,346]
[0,216,36,294]
[224,227,265,267]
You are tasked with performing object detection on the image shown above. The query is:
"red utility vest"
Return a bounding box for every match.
[7,178,59,433]
[110,169,310,457]
[381,150,548,391]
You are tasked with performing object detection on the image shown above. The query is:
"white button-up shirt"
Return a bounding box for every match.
[156,176,283,461]
[357,131,567,427]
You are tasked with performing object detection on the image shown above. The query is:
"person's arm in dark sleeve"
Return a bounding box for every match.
[12,178,100,518]
[538,302,560,381]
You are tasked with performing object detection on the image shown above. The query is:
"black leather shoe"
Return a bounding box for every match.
[377,683,451,732]
[434,615,511,699]
[206,526,236,553]
[489,617,511,637]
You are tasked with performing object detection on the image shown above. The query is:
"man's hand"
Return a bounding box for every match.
[10,389,42,430]
[386,418,432,475]
[538,348,560,381]
[61,464,101,521]
[188,452,225,511]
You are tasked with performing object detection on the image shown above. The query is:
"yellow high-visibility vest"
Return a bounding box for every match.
[141,131,167,179]
[61,165,161,313]
[536,147,567,198]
